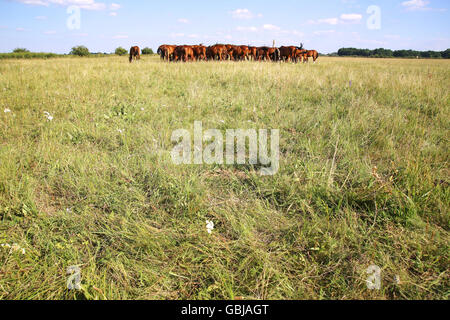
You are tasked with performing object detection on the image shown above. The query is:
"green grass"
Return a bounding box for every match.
[0,56,448,300]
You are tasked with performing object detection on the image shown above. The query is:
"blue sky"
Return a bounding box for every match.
[0,0,449,53]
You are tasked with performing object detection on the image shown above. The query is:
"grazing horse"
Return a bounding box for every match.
[303,50,319,63]
[225,44,236,61]
[257,47,280,61]
[279,46,297,62]
[158,45,177,62]
[207,44,227,61]
[192,45,207,61]
[294,48,308,63]
[129,46,141,63]
[238,46,250,61]
[248,46,258,61]
[174,45,194,62]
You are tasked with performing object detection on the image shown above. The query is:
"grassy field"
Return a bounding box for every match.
[0,55,448,300]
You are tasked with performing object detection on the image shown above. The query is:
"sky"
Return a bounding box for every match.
[0,0,449,54]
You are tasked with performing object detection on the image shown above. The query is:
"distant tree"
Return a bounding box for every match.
[442,49,450,59]
[141,47,154,55]
[13,48,30,53]
[115,47,128,56]
[70,45,90,56]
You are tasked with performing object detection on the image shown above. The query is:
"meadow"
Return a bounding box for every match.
[0,55,448,300]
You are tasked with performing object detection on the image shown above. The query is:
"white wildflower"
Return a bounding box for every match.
[206,220,215,234]
[44,111,53,121]
[141,108,145,111]
[4,108,11,113]
[394,275,401,285]
[117,129,124,134]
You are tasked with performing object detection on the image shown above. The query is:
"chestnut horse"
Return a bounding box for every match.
[129,46,141,63]
[174,45,194,62]
[192,45,207,61]
[303,50,319,63]
[207,44,227,61]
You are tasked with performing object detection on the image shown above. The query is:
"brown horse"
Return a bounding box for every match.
[257,47,280,61]
[192,45,207,61]
[303,50,319,63]
[174,45,194,62]
[248,46,258,61]
[129,46,141,63]
[294,48,307,63]
[207,44,227,61]
[279,46,297,62]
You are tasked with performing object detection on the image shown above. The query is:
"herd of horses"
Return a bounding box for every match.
[128,44,319,63]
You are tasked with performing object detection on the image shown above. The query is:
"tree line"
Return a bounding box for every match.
[336,47,450,59]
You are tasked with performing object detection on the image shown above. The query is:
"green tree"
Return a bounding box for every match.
[441,49,450,59]
[13,48,30,53]
[115,47,128,56]
[142,47,154,55]
[70,45,90,56]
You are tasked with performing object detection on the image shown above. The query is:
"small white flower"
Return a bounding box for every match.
[141,108,145,111]
[394,275,401,285]
[219,120,225,124]
[21,248,26,255]
[66,208,72,213]
[117,129,124,134]
[187,105,192,109]
[206,220,215,234]
[4,108,11,113]
[44,111,53,121]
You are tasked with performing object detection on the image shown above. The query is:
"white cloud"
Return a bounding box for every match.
[178,18,189,24]
[109,12,117,16]
[319,18,339,25]
[35,15,47,20]
[44,30,57,34]
[109,3,120,10]
[263,24,281,31]
[401,0,446,11]
[230,8,262,20]
[340,13,362,22]
[307,13,362,25]
[401,0,429,10]
[15,0,108,11]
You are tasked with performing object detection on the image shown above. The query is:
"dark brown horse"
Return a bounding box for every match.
[174,45,194,62]
[129,46,141,63]
[257,47,280,61]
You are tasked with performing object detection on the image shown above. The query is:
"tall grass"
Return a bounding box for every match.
[0,56,448,300]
